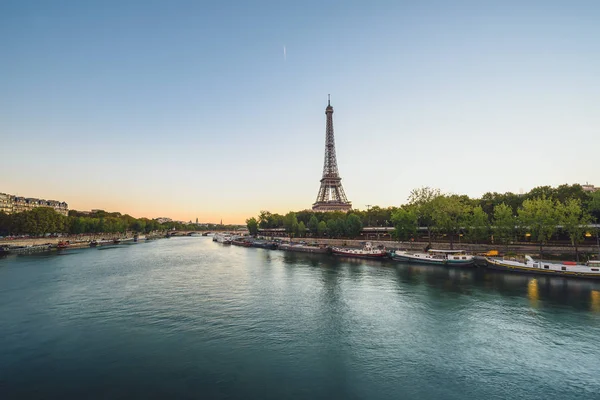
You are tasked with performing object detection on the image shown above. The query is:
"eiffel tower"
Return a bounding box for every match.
[312,95,352,212]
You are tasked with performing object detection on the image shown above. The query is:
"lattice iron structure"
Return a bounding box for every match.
[312,96,352,212]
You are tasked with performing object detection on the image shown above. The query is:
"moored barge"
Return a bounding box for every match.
[392,249,475,267]
[278,243,330,254]
[331,242,388,259]
[213,233,232,245]
[251,240,278,250]
[231,237,252,247]
[485,255,600,280]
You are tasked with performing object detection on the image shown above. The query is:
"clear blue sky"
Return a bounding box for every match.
[2,1,599,223]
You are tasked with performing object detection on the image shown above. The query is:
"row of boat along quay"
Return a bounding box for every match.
[0,232,170,256]
[212,233,600,280]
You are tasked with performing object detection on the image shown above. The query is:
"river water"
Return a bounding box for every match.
[1,237,600,399]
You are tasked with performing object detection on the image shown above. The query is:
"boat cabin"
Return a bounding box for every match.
[428,249,471,261]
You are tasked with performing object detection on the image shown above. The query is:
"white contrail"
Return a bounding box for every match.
[283,45,286,61]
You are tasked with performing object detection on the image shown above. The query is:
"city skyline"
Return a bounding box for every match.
[2,1,599,224]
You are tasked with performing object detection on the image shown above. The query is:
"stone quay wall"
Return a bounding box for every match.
[270,236,600,257]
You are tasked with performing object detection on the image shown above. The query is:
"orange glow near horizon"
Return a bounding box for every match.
[64,197,309,225]
[68,200,263,225]
[2,183,312,225]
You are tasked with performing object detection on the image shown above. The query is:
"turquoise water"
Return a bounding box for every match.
[1,237,600,399]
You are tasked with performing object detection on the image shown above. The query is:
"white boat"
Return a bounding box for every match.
[486,255,600,279]
[588,260,600,267]
[331,242,388,259]
[213,233,232,244]
[392,249,475,266]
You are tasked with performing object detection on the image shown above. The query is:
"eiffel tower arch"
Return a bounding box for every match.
[312,96,352,212]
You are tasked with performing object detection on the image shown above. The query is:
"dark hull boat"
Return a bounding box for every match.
[279,243,330,254]
[232,239,252,247]
[251,241,278,250]
[331,242,388,259]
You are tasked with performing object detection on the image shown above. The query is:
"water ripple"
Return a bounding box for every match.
[1,237,600,399]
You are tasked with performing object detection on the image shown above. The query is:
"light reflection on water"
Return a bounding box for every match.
[528,278,540,308]
[1,237,600,400]
[591,290,600,313]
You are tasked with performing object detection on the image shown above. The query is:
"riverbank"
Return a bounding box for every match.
[3,234,598,262]
[270,237,600,260]
[0,232,168,251]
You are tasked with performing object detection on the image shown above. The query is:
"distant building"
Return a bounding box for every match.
[582,183,599,193]
[0,193,13,214]
[155,217,173,224]
[0,192,68,216]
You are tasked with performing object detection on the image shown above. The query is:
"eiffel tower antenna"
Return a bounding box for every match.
[312,96,352,212]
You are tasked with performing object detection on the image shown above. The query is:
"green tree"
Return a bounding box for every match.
[70,216,85,234]
[246,217,259,236]
[30,208,54,235]
[588,191,600,222]
[588,191,600,256]
[344,214,363,238]
[271,213,285,229]
[431,195,471,249]
[319,211,346,224]
[146,219,161,233]
[327,218,345,238]
[557,198,591,262]
[364,206,393,227]
[283,212,299,237]
[23,211,39,236]
[408,187,441,245]
[493,203,516,251]
[258,210,272,228]
[517,197,558,256]
[317,221,327,237]
[0,212,9,236]
[555,184,588,204]
[295,210,315,226]
[297,221,307,237]
[464,205,490,244]
[479,191,524,216]
[525,186,557,201]
[391,207,418,241]
[131,219,146,233]
[307,215,319,235]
